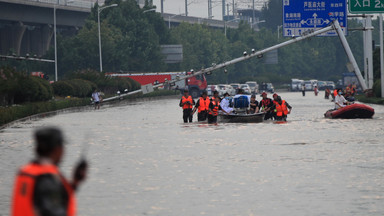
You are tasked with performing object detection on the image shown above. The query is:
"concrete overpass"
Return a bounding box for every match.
[0,0,92,56]
[0,0,239,57]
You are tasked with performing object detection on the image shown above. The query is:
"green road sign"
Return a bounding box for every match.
[349,0,384,13]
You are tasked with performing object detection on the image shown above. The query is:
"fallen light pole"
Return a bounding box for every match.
[104,20,368,102]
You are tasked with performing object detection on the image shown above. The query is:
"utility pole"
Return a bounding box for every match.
[185,0,188,16]
[232,0,235,16]
[222,0,226,20]
[252,0,255,29]
[161,0,163,15]
[208,0,212,19]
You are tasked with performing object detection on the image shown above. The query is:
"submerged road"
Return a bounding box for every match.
[1,92,383,215]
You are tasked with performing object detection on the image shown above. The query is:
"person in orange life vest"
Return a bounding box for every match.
[258,92,274,120]
[192,90,210,121]
[211,90,221,102]
[271,93,279,119]
[11,127,87,216]
[249,94,259,114]
[274,96,292,121]
[207,96,229,124]
[179,89,195,123]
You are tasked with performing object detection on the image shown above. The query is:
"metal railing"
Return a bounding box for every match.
[22,0,95,9]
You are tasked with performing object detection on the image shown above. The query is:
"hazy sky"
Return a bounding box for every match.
[152,0,224,19]
[151,0,266,20]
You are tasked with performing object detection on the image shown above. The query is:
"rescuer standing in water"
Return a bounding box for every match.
[179,89,195,123]
[11,127,88,216]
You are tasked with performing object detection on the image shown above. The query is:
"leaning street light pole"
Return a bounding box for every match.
[98,3,118,73]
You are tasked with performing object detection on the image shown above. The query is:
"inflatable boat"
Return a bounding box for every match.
[324,103,374,119]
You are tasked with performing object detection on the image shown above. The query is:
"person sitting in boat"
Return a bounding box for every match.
[208,96,229,124]
[220,92,233,114]
[335,89,351,109]
[258,92,274,120]
[274,96,292,121]
[249,95,259,114]
[211,90,221,102]
[192,91,211,121]
[233,89,250,114]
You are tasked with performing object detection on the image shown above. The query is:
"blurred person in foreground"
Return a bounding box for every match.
[11,127,88,216]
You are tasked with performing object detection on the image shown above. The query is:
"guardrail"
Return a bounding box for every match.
[17,0,94,9]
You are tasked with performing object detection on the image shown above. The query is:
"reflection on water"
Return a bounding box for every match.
[1,92,384,216]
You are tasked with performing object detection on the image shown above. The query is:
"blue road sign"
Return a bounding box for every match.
[283,0,347,37]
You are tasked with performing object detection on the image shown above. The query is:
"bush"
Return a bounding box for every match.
[52,81,75,96]
[0,98,90,127]
[67,69,140,94]
[14,76,53,103]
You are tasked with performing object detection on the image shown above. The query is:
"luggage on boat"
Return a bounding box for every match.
[233,96,249,108]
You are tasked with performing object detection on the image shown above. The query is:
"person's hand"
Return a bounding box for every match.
[73,159,88,184]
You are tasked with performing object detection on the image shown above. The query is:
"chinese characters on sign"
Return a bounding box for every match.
[283,0,347,37]
[349,0,384,13]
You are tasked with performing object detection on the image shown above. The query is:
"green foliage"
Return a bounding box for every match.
[0,98,90,127]
[52,81,75,97]
[1,66,53,104]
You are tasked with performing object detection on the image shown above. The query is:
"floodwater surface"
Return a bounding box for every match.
[0,92,383,216]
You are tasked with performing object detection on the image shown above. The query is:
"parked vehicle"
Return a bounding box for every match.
[217,84,234,96]
[230,83,241,93]
[317,81,327,90]
[240,84,252,94]
[304,80,313,91]
[207,85,219,96]
[326,81,335,90]
[222,84,236,95]
[245,81,259,94]
[291,79,304,91]
[266,83,274,93]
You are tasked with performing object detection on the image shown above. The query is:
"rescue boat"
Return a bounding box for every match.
[324,103,374,119]
[218,112,265,123]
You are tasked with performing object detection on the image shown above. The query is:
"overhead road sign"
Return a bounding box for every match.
[283,0,347,37]
[349,0,384,13]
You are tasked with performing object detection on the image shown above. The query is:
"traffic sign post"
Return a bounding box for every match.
[349,0,384,13]
[283,0,347,37]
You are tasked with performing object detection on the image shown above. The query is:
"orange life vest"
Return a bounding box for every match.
[209,101,220,116]
[275,100,288,117]
[11,162,76,216]
[198,97,210,113]
[181,95,193,109]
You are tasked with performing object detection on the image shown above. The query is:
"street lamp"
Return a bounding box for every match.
[98,3,118,73]
[53,0,74,82]
[168,13,185,29]
[277,25,283,40]
[251,19,265,30]
[143,8,156,13]
[225,18,239,37]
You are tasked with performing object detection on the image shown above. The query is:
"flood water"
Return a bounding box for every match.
[1,92,383,216]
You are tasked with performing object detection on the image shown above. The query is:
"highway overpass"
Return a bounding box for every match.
[0,0,238,57]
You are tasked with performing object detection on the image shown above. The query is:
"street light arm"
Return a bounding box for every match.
[99,4,118,12]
